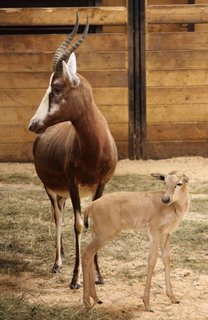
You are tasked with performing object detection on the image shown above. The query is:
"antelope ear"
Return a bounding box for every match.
[151,173,166,181]
[67,52,77,74]
[62,60,80,88]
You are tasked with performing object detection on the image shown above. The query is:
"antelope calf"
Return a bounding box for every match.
[28,14,117,289]
[82,171,190,312]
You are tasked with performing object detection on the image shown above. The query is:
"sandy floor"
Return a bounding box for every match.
[1,157,208,319]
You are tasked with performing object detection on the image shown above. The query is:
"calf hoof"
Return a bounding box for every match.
[144,308,154,313]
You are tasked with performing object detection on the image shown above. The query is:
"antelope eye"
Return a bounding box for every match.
[177,182,183,187]
[52,86,62,95]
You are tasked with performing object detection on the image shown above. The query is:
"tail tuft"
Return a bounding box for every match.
[84,217,89,229]
[84,207,90,229]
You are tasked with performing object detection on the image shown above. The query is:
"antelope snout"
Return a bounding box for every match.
[28,118,44,134]
[161,195,171,204]
[28,118,38,132]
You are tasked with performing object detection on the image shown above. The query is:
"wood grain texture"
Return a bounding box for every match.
[147,69,208,87]
[147,4,208,24]
[0,52,128,72]
[146,140,208,159]
[147,104,208,123]
[147,32,208,50]
[0,88,128,107]
[0,34,128,52]
[0,141,128,162]
[147,50,208,70]
[0,7,127,26]
[0,105,128,125]
[147,122,208,141]
[0,71,128,88]
[147,87,208,105]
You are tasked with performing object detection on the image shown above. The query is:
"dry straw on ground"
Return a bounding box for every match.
[0,157,208,320]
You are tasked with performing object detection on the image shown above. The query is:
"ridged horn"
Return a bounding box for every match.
[52,12,79,71]
[53,16,89,73]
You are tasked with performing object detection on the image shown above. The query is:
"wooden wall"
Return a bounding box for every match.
[0,4,128,161]
[146,0,208,158]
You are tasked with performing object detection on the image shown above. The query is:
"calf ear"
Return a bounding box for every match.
[151,173,166,181]
[182,175,189,183]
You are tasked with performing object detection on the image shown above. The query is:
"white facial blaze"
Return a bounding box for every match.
[29,74,53,127]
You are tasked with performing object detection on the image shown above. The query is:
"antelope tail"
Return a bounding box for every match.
[84,207,90,229]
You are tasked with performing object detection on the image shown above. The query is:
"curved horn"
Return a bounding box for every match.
[54,16,89,72]
[62,17,89,63]
[52,12,79,71]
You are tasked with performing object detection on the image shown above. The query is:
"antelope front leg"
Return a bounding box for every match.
[143,236,160,312]
[160,234,179,304]
[45,188,63,273]
[69,181,83,289]
[70,209,83,289]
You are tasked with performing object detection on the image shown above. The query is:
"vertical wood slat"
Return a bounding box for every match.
[128,0,146,160]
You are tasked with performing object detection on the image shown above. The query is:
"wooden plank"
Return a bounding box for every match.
[0,106,36,125]
[0,105,128,125]
[148,24,186,33]
[147,32,208,50]
[0,123,128,143]
[0,34,128,53]
[0,143,33,162]
[147,87,208,105]
[0,70,128,89]
[109,123,128,141]
[0,126,34,143]
[147,122,208,141]
[116,141,128,159]
[147,50,208,70]
[0,52,128,72]
[0,141,128,161]
[147,104,208,123]
[148,0,186,4]
[99,105,128,123]
[0,7,127,26]
[0,88,128,107]
[147,69,208,87]
[146,140,208,159]
[147,5,208,24]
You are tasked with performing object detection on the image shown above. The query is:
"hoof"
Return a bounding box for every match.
[97,300,103,304]
[70,282,81,290]
[95,278,104,285]
[145,308,154,313]
[51,265,62,273]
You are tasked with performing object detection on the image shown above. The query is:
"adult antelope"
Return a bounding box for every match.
[28,14,118,289]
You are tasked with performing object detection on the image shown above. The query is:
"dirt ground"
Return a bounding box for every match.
[1,157,208,320]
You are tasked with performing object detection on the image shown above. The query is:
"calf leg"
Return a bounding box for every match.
[143,235,160,312]
[83,237,106,306]
[92,183,105,284]
[160,234,179,304]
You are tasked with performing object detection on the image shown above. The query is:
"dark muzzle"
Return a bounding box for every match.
[161,195,170,204]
